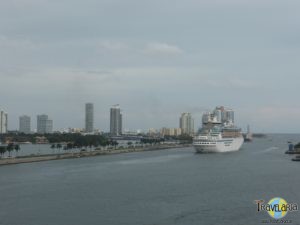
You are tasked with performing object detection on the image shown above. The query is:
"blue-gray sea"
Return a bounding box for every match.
[0,134,299,225]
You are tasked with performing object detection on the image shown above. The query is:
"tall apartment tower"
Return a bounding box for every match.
[85,103,94,132]
[37,114,53,134]
[0,110,8,134]
[215,106,234,124]
[19,115,31,134]
[180,112,194,135]
[110,105,122,136]
[225,109,234,123]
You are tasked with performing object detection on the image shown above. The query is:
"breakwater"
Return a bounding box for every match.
[0,144,192,166]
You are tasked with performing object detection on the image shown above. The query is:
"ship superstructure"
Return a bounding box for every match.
[193,106,244,153]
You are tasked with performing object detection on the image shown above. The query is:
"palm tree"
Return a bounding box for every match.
[7,143,14,157]
[0,146,6,158]
[56,143,62,154]
[66,143,73,153]
[14,144,20,157]
[112,141,118,150]
[127,141,133,149]
[51,144,56,154]
[94,142,99,151]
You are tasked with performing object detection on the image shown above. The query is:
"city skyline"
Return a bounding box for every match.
[1,106,199,133]
[1,105,200,134]
[1,0,300,133]
[0,103,299,133]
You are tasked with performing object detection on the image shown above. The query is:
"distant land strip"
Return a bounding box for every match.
[0,144,192,166]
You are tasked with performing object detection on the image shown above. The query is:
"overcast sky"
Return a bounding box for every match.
[0,0,300,133]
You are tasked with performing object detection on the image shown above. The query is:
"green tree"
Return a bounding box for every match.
[14,144,20,157]
[0,146,6,158]
[112,141,118,150]
[7,143,14,157]
[127,141,133,148]
[66,143,74,153]
[56,143,62,153]
[51,144,56,154]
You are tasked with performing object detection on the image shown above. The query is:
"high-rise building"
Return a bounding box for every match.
[37,114,53,134]
[203,106,235,126]
[225,109,234,123]
[214,106,234,123]
[110,105,122,136]
[179,113,194,135]
[213,109,222,123]
[19,115,31,134]
[85,103,94,132]
[0,110,8,134]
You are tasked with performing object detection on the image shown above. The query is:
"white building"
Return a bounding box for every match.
[19,115,31,134]
[110,105,122,136]
[160,127,182,136]
[148,128,158,136]
[179,113,194,135]
[37,114,53,134]
[202,106,235,127]
[85,103,94,132]
[0,110,8,134]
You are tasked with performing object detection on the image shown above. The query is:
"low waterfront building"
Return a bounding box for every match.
[68,128,85,133]
[35,136,49,144]
[160,127,182,136]
[148,128,158,136]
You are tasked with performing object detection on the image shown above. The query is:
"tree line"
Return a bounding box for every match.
[0,143,20,158]
[0,133,110,145]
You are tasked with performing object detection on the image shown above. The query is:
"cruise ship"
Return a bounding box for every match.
[193,106,244,153]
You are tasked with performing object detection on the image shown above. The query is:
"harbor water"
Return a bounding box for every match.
[0,134,299,225]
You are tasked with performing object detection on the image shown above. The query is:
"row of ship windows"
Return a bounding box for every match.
[196,142,233,145]
[196,142,217,145]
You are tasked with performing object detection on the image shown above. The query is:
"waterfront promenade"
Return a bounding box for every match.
[0,144,191,166]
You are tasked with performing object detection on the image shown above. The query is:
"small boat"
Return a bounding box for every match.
[244,125,253,142]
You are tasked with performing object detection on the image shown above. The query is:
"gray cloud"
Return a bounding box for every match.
[0,0,300,132]
[143,42,183,55]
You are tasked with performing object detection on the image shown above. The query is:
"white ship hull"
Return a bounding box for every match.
[193,136,244,153]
